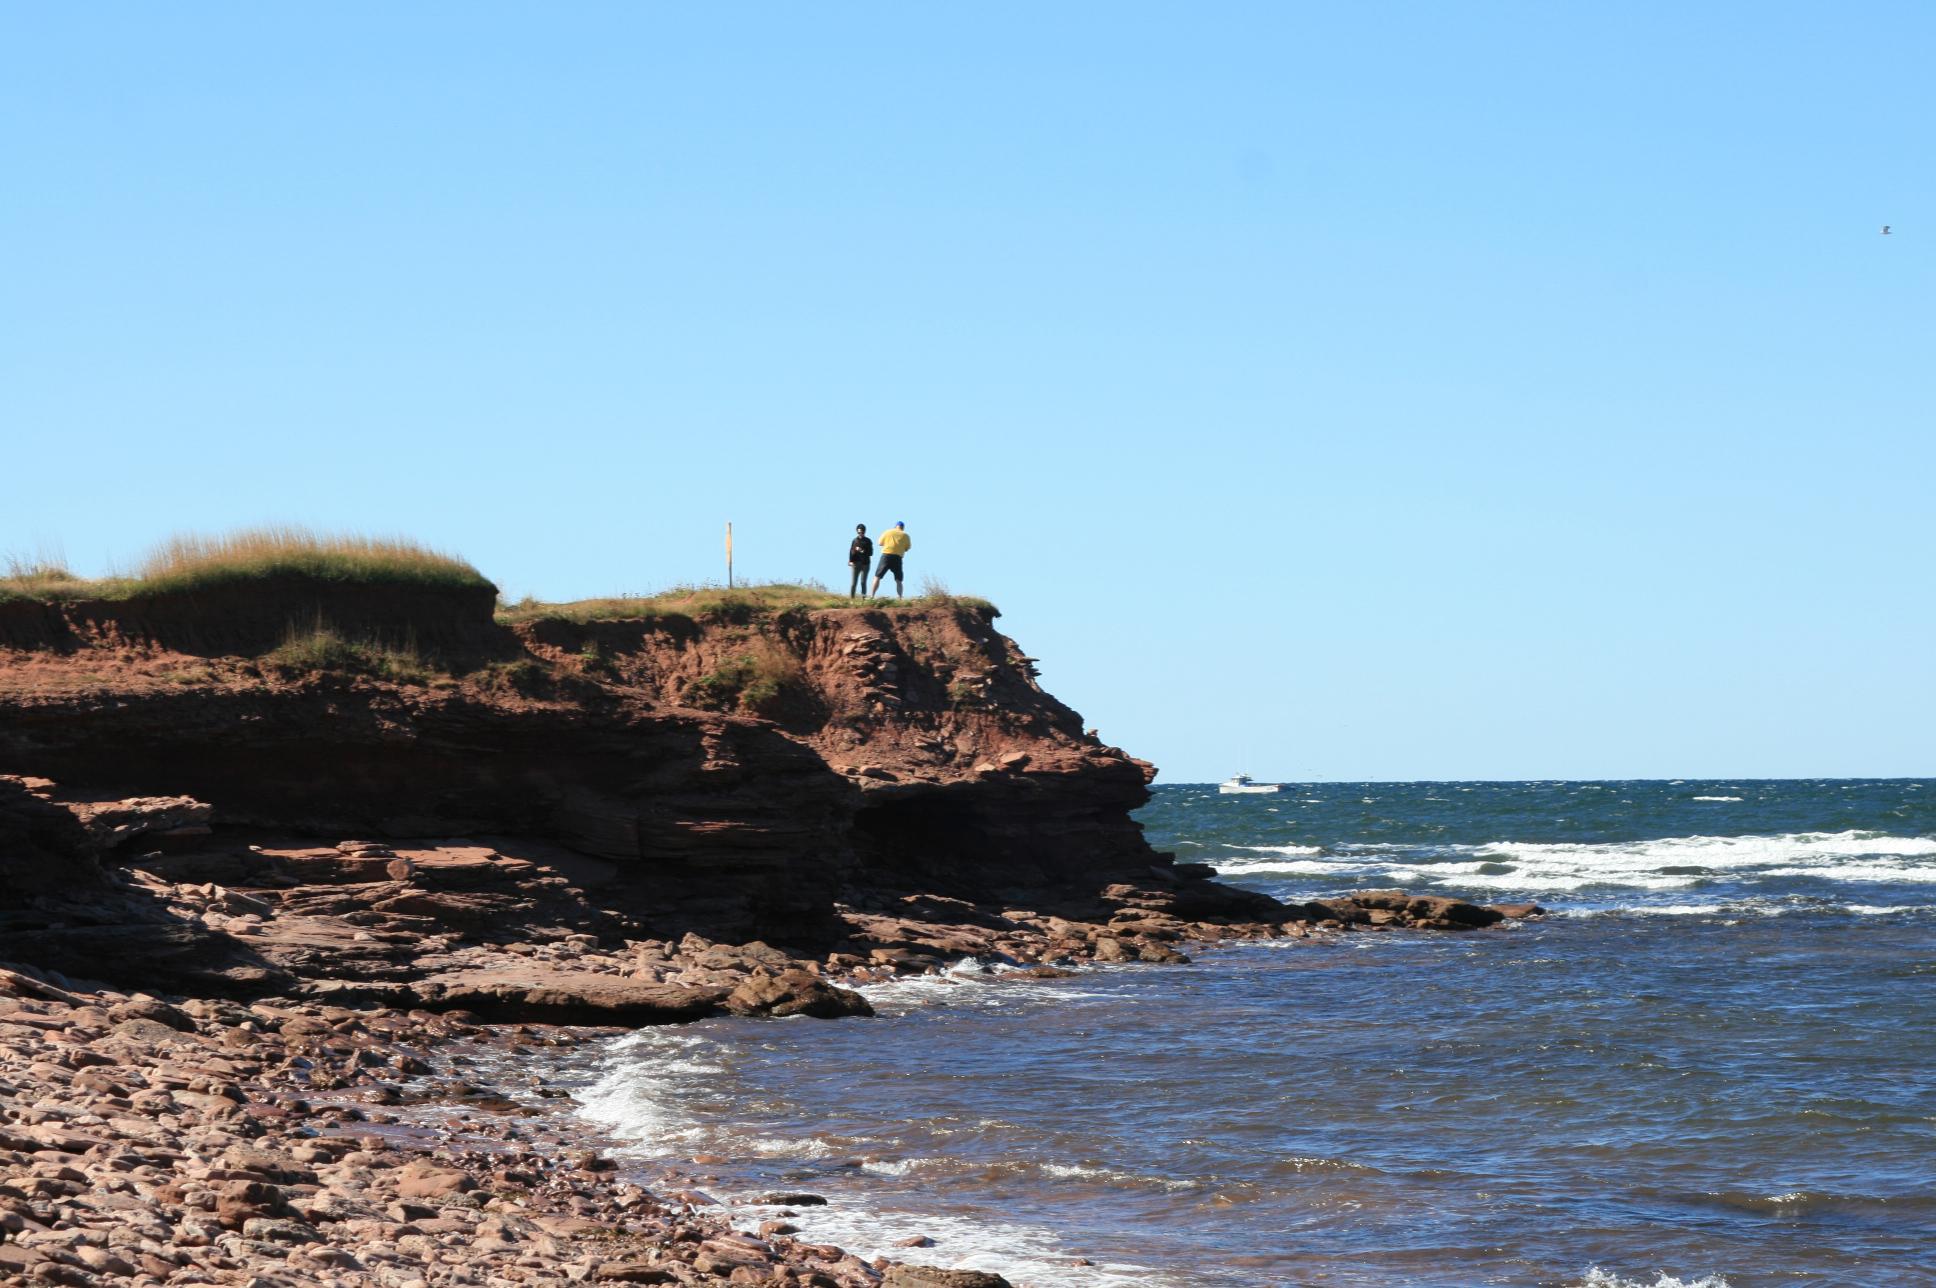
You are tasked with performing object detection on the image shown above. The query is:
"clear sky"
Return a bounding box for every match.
[4,4,1930,781]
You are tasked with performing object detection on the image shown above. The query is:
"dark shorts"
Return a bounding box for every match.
[874,553,904,579]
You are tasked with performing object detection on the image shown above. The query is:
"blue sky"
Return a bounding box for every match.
[4,3,1929,781]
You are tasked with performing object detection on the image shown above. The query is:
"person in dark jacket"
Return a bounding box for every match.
[846,524,873,599]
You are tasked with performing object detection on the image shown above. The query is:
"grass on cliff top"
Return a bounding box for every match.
[0,529,493,602]
[496,580,996,627]
[0,558,91,603]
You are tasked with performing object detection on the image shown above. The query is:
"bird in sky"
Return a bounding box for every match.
[1881,225,1892,234]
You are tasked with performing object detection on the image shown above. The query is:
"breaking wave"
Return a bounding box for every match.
[1211,830,1936,906]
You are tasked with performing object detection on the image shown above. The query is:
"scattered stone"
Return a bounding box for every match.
[396,1161,477,1199]
[884,1267,1015,1288]
[725,970,874,1020]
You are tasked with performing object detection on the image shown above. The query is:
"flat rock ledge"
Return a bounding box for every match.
[411,968,873,1026]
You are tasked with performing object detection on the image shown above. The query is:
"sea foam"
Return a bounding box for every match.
[1577,1272,1733,1288]
[734,1200,1171,1288]
[1212,830,1936,899]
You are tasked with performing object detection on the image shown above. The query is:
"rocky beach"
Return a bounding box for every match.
[2,565,1537,1286]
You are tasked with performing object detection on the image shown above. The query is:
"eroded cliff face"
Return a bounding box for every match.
[516,604,1165,907]
[0,589,1195,959]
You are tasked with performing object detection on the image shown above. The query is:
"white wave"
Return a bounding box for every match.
[1214,858,1356,877]
[1488,831,1936,869]
[1561,904,1728,918]
[1691,796,1742,802]
[1387,867,1703,893]
[849,963,1109,1015]
[1037,1161,1198,1191]
[743,1135,836,1159]
[861,1158,924,1176]
[1566,897,1935,919]
[575,1031,719,1156]
[732,1196,1171,1288]
[1576,1271,1732,1288]
[1761,859,1926,881]
[1226,843,1326,856]
[1215,830,1936,896]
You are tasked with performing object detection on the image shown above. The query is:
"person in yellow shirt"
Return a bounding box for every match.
[870,521,912,598]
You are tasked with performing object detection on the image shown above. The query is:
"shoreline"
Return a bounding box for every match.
[1,891,1540,1288]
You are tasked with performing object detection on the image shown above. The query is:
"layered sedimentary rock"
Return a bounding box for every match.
[1,583,1537,1011]
[0,585,1228,994]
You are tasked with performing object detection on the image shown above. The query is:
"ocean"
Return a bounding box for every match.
[574,780,1936,1287]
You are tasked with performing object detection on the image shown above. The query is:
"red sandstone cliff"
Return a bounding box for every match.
[0,581,1291,1001]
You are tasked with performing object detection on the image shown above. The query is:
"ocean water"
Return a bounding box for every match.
[575,781,1936,1287]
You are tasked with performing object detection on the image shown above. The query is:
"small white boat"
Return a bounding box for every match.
[1218,774,1282,794]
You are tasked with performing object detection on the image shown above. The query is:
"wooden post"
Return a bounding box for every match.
[725,521,734,589]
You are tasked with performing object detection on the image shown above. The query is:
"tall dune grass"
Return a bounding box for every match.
[1,552,100,603]
[0,555,93,601]
[0,528,492,601]
[137,528,490,592]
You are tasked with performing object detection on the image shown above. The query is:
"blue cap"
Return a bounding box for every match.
[896,520,905,528]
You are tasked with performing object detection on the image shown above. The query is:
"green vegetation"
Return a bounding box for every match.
[498,581,995,627]
[262,627,433,685]
[680,646,802,716]
[473,657,553,696]
[0,528,492,602]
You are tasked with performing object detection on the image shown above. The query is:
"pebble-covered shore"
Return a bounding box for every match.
[0,964,1018,1288]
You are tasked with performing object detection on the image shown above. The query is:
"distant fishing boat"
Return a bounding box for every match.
[1218,774,1282,794]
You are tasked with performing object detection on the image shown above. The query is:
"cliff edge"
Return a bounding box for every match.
[0,576,1310,1004]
